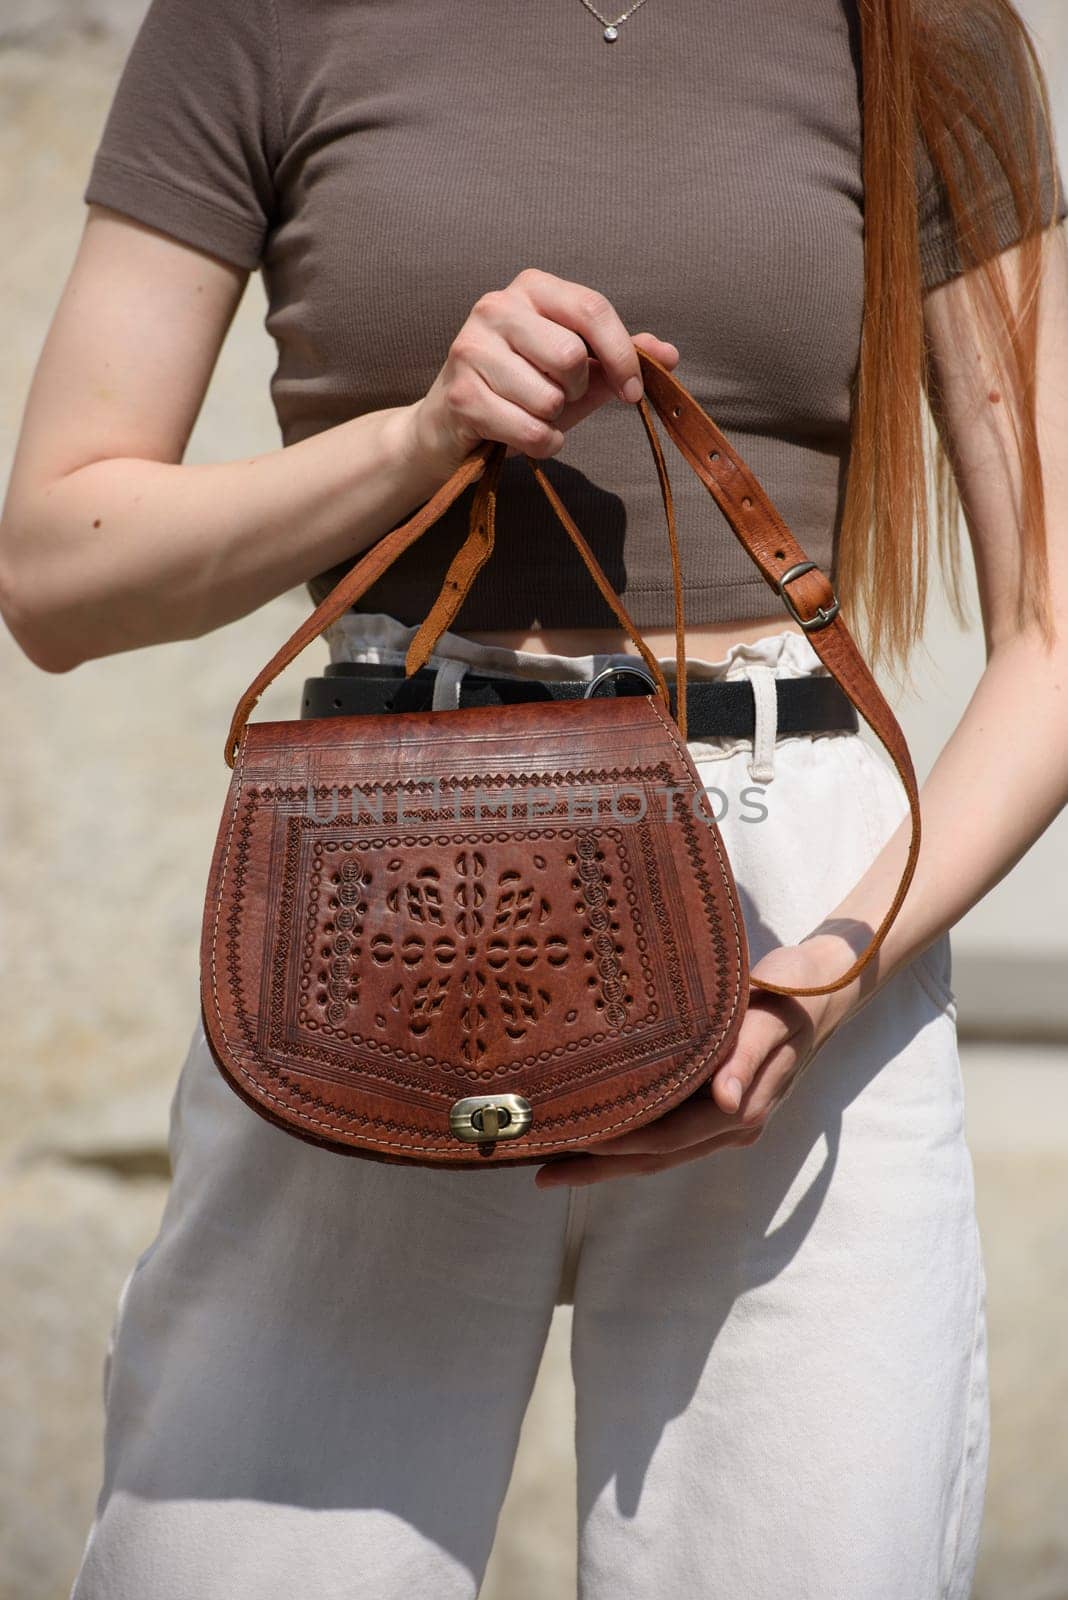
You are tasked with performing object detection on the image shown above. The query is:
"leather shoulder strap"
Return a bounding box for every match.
[633,350,922,1001]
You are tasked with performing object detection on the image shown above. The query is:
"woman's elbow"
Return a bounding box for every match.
[0,524,85,674]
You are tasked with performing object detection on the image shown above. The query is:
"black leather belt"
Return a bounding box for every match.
[300,661,858,740]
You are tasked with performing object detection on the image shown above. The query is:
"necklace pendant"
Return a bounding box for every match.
[603,23,619,40]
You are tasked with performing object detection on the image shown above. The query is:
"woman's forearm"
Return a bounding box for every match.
[0,401,448,672]
[803,626,1068,1003]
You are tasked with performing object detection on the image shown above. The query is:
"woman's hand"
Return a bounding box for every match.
[405,266,680,477]
[533,938,865,1189]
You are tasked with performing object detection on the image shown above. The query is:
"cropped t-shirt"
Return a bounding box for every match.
[82,0,1067,630]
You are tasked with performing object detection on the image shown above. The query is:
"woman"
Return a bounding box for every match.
[2,0,1066,1594]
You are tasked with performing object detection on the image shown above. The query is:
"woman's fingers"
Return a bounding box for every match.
[510,266,646,401]
[469,306,584,414]
[533,1015,813,1188]
[738,1034,814,1123]
[709,999,795,1114]
[541,1020,798,1167]
[570,1089,744,1161]
[412,265,682,470]
[535,1123,763,1188]
[534,949,851,1189]
[472,304,682,446]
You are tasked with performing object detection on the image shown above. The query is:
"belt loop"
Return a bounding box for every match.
[431,657,469,711]
[746,664,778,783]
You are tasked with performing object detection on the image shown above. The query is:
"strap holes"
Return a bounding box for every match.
[774,549,785,560]
[709,450,720,462]
[671,405,680,417]
[742,496,752,510]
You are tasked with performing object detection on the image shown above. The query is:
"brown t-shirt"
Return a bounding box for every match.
[83,0,1066,630]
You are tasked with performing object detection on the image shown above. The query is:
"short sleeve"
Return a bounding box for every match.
[914,3,1068,294]
[83,0,285,271]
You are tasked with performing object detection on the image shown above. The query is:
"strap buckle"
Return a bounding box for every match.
[583,662,660,698]
[776,562,840,632]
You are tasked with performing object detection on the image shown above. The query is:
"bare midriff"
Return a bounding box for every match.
[464,612,802,660]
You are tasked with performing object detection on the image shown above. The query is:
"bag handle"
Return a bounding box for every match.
[226,370,689,755]
[223,345,922,1000]
[401,387,690,735]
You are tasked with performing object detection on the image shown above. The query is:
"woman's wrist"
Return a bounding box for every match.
[746,933,875,1055]
[384,399,472,500]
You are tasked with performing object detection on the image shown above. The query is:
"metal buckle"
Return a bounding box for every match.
[450,1094,533,1144]
[583,661,660,698]
[776,562,840,632]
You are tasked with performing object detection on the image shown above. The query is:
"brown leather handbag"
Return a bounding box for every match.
[199,346,920,1169]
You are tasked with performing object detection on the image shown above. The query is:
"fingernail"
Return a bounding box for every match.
[724,1076,743,1108]
[622,376,643,403]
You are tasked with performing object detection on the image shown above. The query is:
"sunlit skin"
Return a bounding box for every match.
[2,211,1067,1189]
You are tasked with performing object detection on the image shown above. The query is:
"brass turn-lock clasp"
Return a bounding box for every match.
[449,1094,533,1143]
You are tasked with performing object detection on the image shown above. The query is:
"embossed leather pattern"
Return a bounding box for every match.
[201,695,749,1166]
[201,346,922,1166]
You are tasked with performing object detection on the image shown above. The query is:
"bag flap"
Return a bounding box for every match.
[200,694,749,1164]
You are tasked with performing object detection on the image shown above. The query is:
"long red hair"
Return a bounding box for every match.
[843,0,1065,679]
